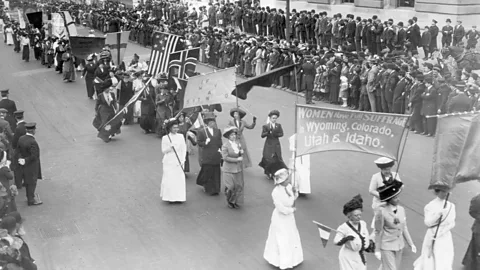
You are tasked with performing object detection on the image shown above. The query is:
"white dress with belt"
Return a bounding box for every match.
[160,133,187,202]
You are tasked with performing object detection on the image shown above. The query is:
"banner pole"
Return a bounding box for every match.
[167,133,185,172]
[393,125,410,180]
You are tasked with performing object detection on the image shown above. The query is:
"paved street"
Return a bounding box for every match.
[0,28,477,270]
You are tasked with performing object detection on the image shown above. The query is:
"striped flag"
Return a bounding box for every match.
[106,31,130,66]
[313,221,334,248]
[167,48,200,79]
[147,32,182,76]
[193,112,204,129]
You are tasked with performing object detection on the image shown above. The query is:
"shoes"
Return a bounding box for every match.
[227,202,235,209]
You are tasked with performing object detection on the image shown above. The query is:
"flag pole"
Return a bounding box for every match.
[292,65,299,202]
[431,192,450,265]
[312,221,340,233]
[393,121,411,181]
[166,133,185,172]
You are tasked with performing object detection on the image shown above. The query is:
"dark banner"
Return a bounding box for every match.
[233,65,296,100]
[70,36,106,59]
[26,11,43,29]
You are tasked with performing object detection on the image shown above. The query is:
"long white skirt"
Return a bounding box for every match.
[160,162,186,202]
[264,209,303,269]
[413,230,454,270]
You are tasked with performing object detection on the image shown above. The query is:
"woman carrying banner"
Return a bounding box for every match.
[227,108,256,169]
[334,195,374,270]
[81,54,97,99]
[160,118,187,203]
[374,180,416,270]
[139,74,156,134]
[93,75,122,143]
[263,164,303,269]
[62,46,76,82]
[413,187,455,270]
[259,110,284,180]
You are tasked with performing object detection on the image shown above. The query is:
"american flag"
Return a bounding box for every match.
[147,32,182,76]
[167,48,200,80]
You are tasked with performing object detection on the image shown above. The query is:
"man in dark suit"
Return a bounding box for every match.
[196,113,222,196]
[392,71,408,114]
[0,89,17,131]
[11,110,26,188]
[409,73,426,133]
[396,22,407,48]
[355,17,363,52]
[447,82,472,113]
[345,14,356,45]
[453,20,465,46]
[301,55,316,104]
[420,76,438,136]
[16,122,42,206]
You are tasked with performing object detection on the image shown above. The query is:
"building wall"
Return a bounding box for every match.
[265,0,480,28]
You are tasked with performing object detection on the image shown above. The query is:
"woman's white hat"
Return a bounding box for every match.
[274,168,289,184]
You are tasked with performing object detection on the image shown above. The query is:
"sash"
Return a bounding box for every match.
[346,222,366,265]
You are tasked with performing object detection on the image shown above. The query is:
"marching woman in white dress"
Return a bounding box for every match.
[288,134,311,194]
[334,195,374,270]
[5,25,14,46]
[413,187,456,270]
[160,118,187,203]
[264,165,303,269]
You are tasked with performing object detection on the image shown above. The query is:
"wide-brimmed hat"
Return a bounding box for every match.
[374,157,395,169]
[223,126,238,138]
[274,168,289,184]
[343,195,363,215]
[86,54,94,61]
[230,107,246,119]
[378,180,403,202]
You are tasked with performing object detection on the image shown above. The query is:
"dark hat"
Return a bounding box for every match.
[446,19,451,23]
[0,216,16,231]
[0,109,7,114]
[222,126,238,139]
[268,110,280,117]
[378,180,403,202]
[343,195,363,215]
[202,112,216,122]
[230,107,246,119]
[432,19,438,24]
[13,110,24,118]
[25,122,36,129]
[0,89,9,95]
[374,157,395,169]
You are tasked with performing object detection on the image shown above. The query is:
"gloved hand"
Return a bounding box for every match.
[18,159,25,166]
[375,251,381,260]
[206,138,211,145]
[336,235,355,246]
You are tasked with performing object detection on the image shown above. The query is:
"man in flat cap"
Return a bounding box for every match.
[0,89,17,131]
[15,122,42,206]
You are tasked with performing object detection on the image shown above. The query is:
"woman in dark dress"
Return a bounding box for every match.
[329,59,342,104]
[139,76,157,134]
[259,110,284,179]
[93,77,122,143]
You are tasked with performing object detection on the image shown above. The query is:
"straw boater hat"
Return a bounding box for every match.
[223,126,238,139]
[343,195,363,215]
[378,180,403,202]
[164,118,179,132]
[230,107,246,119]
[374,157,395,169]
